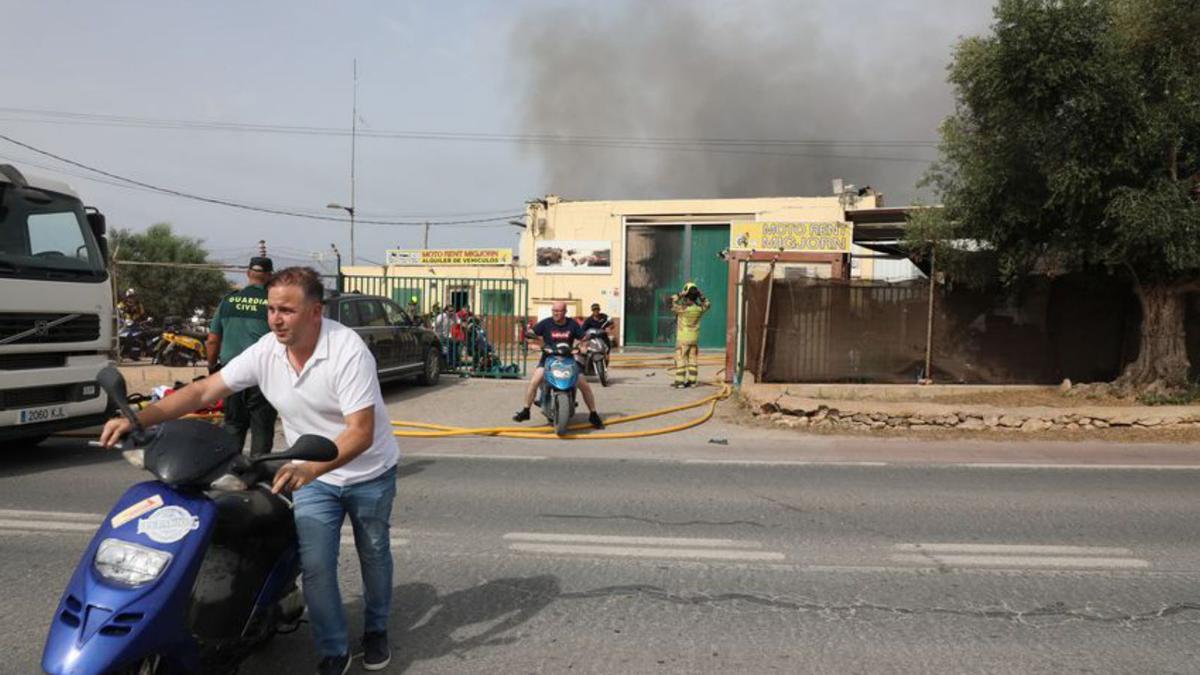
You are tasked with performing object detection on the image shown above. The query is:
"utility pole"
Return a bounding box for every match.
[349,58,357,266]
[423,221,430,250]
[331,244,343,292]
[258,239,267,257]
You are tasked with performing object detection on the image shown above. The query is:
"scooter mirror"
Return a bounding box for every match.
[252,434,338,464]
[96,366,144,434]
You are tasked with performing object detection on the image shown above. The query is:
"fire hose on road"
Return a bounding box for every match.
[390,382,732,441]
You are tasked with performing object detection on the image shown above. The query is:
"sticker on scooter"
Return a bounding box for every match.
[110,494,164,528]
[137,505,200,543]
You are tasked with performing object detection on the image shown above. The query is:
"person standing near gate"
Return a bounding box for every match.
[207,256,278,456]
[670,282,710,388]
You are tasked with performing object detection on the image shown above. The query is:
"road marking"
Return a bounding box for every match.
[682,460,888,467]
[0,508,103,523]
[889,554,1149,569]
[509,543,786,561]
[505,531,784,561]
[0,518,97,533]
[340,537,410,548]
[954,463,1200,470]
[504,532,763,548]
[406,453,547,461]
[894,543,1133,556]
[891,542,1149,570]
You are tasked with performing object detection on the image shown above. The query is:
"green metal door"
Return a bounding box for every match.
[689,225,729,348]
[625,225,685,347]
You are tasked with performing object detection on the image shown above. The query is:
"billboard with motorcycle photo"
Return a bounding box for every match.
[534,240,612,275]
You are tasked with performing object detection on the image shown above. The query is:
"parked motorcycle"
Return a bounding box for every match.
[118,319,157,362]
[42,367,338,675]
[581,319,613,387]
[534,339,582,436]
[152,318,207,367]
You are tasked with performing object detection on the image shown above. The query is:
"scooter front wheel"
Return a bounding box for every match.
[553,391,571,436]
[111,655,164,675]
[596,358,609,387]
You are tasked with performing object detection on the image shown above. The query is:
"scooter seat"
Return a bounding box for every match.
[208,487,293,538]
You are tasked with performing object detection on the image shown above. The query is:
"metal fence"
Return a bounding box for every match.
[744,273,1163,384]
[331,274,530,378]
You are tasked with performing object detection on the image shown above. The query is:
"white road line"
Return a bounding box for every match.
[509,542,786,561]
[406,453,547,461]
[889,554,1149,569]
[0,509,103,522]
[682,460,889,467]
[894,543,1133,556]
[954,463,1200,470]
[0,519,97,533]
[504,532,763,548]
[340,537,410,548]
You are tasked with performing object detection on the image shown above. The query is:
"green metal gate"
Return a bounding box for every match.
[338,274,529,378]
[625,223,728,348]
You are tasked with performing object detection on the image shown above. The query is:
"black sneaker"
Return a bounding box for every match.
[512,407,531,422]
[317,652,350,675]
[588,411,605,429]
[362,631,391,671]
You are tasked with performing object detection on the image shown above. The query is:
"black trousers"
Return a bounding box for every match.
[224,386,278,457]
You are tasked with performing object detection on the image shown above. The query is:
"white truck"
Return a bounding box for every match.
[0,164,113,444]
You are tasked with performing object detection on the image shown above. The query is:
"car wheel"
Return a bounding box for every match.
[417,347,440,386]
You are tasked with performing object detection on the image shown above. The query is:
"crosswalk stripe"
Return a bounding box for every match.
[682,460,888,467]
[0,519,98,533]
[889,553,1149,569]
[0,509,103,523]
[503,532,763,548]
[894,543,1133,556]
[340,537,410,548]
[509,542,786,561]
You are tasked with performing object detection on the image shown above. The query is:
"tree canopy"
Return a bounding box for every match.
[918,0,1200,387]
[112,223,231,321]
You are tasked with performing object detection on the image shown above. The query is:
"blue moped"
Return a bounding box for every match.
[42,367,337,674]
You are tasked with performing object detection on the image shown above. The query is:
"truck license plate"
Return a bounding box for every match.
[18,405,68,425]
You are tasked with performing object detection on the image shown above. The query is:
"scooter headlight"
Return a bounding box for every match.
[550,367,572,380]
[94,538,172,587]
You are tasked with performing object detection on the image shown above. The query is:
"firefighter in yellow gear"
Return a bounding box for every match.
[671,282,710,388]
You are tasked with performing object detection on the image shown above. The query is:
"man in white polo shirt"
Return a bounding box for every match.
[100,266,398,675]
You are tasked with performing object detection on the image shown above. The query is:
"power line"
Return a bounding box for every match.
[0,133,523,227]
[0,106,939,163]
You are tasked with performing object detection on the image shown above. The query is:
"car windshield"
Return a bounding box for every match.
[0,183,105,278]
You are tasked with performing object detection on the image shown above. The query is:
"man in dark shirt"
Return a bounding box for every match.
[513,301,603,428]
[207,256,278,456]
[580,303,612,350]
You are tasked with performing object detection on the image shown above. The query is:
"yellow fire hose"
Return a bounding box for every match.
[390,380,731,440]
[68,366,731,442]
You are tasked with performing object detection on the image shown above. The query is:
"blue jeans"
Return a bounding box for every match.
[293,466,397,658]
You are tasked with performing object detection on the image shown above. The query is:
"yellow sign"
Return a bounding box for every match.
[386,248,513,266]
[730,221,853,253]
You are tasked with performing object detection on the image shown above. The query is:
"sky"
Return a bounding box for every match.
[0,1,995,270]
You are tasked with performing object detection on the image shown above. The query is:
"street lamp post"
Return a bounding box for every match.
[327,203,355,267]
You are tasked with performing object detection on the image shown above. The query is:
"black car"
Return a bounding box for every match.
[323,292,441,386]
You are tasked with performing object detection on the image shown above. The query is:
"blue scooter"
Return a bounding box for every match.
[536,342,581,436]
[42,367,338,675]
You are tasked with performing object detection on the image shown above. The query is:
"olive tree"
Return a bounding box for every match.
[922,0,1200,390]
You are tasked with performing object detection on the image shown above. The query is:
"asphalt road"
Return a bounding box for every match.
[5,432,1200,674]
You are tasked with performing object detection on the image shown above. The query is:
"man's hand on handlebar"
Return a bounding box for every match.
[272,462,319,494]
[99,417,134,449]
